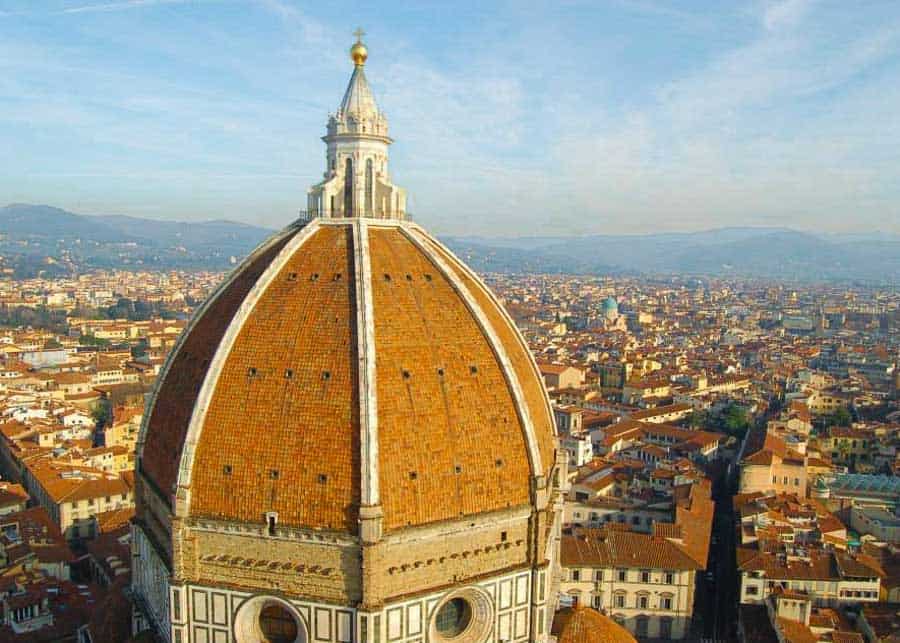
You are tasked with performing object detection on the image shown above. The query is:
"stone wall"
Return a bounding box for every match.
[177,523,362,605]
[362,507,532,607]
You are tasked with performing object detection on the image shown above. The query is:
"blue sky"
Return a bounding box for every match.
[1,0,899,236]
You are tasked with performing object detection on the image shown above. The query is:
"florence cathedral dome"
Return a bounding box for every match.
[132,34,563,643]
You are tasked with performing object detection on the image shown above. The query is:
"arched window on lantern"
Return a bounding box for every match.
[365,159,374,216]
[343,158,353,216]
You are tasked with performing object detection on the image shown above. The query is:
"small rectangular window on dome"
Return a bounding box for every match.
[247,367,257,378]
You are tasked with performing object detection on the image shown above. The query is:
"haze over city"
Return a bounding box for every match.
[2,0,900,235]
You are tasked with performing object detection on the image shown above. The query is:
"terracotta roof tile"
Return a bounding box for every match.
[190,225,360,531]
[140,227,299,501]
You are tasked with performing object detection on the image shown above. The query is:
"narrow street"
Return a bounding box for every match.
[697,464,739,642]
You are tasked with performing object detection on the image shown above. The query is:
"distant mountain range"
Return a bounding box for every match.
[444,227,900,284]
[1,204,897,283]
[0,204,273,274]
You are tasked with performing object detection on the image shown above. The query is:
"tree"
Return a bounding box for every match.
[828,406,852,427]
[712,402,751,439]
[79,333,110,347]
[91,399,112,432]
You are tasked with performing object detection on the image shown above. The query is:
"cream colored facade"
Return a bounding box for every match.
[560,567,695,639]
[739,565,880,606]
[739,458,808,498]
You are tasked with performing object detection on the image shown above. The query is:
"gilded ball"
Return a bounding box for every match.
[350,41,368,65]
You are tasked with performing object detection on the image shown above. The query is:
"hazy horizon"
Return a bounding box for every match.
[2,0,900,236]
[7,202,900,242]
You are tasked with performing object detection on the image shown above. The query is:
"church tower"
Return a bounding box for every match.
[132,34,562,643]
[307,31,407,219]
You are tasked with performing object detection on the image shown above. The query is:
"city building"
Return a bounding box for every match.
[132,37,564,643]
[560,527,702,639]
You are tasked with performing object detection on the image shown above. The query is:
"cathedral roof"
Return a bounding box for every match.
[338,64,380,120]
[138,218,557,534]
[552,607,637,643]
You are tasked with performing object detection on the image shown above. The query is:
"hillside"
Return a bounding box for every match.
[0,204,273,274]
[1,204,896,283]
[445,228,900,283]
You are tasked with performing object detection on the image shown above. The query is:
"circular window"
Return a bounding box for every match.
[435,598,472,639]
[259,604,299,643]
[429,588,493,643]
[234,596,306,643]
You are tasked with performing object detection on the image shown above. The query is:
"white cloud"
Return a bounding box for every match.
[61,0,190,14]
[762,0,815,32]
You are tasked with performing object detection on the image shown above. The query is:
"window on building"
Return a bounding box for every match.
[614,593,625,608]
[343,158,353,215]
[638,595,649,609]
[636,616,649,637]
[592,595,602,609]
[660,617,673,639]
[365,159,374,215]
[618,569,627,582]
[435,598,472,639]
[794,478,800,486]
[172,589,181,622]
[661,595,673,610]
[746,585,758,596]
[571,570,580,581]
[665,572,674,585]
[594,570,603,582]
[640,570,651,583]
[259,604,298,643]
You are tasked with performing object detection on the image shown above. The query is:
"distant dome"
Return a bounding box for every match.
[552,607,637,643]
[602,296,618,320]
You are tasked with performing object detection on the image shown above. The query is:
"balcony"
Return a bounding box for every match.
[297,210,412,224]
